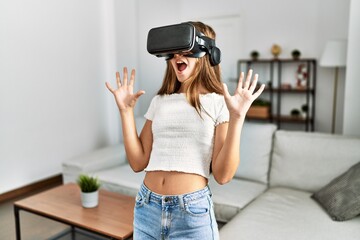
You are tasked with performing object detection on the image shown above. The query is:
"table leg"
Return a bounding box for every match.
[14,206,21,240]
[71,226,76,240]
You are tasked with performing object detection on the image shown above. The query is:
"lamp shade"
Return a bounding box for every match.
[320,40,347,67]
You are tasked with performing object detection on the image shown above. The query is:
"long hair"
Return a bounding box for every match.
[157,21,224,115]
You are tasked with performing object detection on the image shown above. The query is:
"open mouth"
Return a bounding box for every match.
[176,60,187,72]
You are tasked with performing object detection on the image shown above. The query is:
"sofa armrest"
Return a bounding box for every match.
[62,144,127,183]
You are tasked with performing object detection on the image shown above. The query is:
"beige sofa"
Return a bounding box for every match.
[62,118,360,239]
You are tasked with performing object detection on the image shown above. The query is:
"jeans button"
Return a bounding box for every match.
[164,197,169,202]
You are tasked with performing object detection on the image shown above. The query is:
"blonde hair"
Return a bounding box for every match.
[157,21,224,115]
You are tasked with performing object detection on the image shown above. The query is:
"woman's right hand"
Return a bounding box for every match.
[105,67,145,112]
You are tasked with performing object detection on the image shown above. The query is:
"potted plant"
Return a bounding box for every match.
[247,98,271,119]
[301,104,309,118]
[290,108,301,118]
[291,49,301,60]
[77,174,101,208]
[250,50,260,61]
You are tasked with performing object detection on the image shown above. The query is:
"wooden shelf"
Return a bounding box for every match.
[273,115,312,123]
[247,115,312,123]
[239,58,316,63]
[239,58,316,131]
[263,88,314,93]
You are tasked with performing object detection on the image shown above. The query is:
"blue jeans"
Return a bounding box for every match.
[133,183,219,240]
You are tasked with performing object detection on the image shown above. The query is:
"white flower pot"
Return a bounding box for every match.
[81,190,99,208]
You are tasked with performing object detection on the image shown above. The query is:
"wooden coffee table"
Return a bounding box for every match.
[14,183,134,240]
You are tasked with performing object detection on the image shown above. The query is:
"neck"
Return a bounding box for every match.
[178,83,209,94]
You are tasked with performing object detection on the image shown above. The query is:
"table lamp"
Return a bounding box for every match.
[320,40,347,134]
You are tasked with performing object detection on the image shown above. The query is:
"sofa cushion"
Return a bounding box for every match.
[95,164,145,197]
[235,122,277,184]
[311,161,360,221]
[209,176,267,222]
[62,144,127,183]
[270,131,360,192]
[220,187,360,240]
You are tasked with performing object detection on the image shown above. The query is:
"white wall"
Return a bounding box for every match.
[135,0,350,134]
[0,0,129,194]
[105,0,139,144]
[0,0,355,193]
[343,0,360,136]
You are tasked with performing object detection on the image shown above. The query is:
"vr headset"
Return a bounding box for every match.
[147,22,221,66]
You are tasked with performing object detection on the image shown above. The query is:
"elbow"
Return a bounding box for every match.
[131,166,143,173]
[212,167,236,185]
[214,175,233,185]
[127,155,149,173]
[130,165,145,173]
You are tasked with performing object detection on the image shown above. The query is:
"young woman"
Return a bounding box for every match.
[105,21,265,239]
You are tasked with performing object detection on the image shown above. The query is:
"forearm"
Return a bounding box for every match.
[120,109,148,172]
[212,115,245,184]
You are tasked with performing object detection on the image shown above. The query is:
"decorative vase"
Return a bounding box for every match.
[271,44,282,59]
[81,190,99,208]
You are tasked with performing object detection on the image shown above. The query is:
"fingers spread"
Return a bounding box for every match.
[223,83,231,99]
[249,74,259,92]
[244,69,253,89]
[134,90,145,100]
[252,84,265,99]
[116,72,121,87]
[236,71,244,92]
[130,69,136,86]
[123,67,128,86]
[105,82,114,93]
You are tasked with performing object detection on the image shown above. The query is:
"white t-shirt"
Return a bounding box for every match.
[144,92,229,178]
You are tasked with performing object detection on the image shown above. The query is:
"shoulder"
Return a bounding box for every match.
[201,92,226,107]
[149,94,162,105]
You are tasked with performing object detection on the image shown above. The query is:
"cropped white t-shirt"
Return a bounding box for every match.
[144,92,229,178]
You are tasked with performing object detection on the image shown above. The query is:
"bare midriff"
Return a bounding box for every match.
[143,171,208,195]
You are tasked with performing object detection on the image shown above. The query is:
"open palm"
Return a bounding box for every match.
[105,67,145,111]
[223,69,265,119]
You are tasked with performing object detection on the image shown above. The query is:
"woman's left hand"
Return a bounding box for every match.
[223,69,265,119]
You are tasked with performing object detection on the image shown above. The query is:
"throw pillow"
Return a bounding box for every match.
[311,161,360,221]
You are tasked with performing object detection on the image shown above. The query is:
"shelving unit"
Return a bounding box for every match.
[238,58,317,131]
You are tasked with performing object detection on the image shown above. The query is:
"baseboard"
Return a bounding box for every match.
[0,174,63,203]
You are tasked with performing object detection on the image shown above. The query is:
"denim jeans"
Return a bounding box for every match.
[133,183,219,240]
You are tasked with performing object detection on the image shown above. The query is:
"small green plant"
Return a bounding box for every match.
[77,174,101,193]
[290,109,301,117]
[252,98,271,106]
[250,50,260,60]
[291,49,301,60]
[301,104,309,113]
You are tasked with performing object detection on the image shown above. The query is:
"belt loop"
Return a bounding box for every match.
[207,185,212,197]
[144,185,151,204]
[178,195,185,211]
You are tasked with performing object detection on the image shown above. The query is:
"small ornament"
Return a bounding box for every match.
[296,64,308,89]
[280,83,292,90]
[290,109,301,118]
[291,49,301,60]
[301,104,309,118]
[250,50,259,61]
[271,44,282,58]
